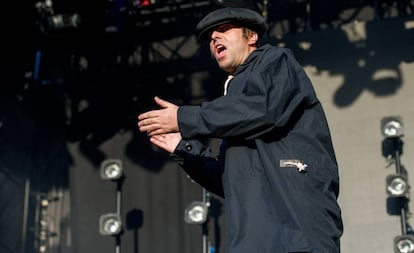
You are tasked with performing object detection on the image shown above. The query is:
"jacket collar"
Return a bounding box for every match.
[233,44,270,76]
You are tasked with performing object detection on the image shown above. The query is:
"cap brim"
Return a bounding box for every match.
[197,20,232,40]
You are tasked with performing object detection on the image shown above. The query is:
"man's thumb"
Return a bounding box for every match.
[154,96,170,108]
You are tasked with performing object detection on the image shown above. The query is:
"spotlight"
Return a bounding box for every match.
[100,159,123,181]
[387,174,410,197]
[394,234,414,253]
[381,116,404,138]
[99,213,122,236]
[184,201,208,224]
[48,13,81,30]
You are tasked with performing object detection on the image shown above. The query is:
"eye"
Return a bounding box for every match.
[215,24,239,33]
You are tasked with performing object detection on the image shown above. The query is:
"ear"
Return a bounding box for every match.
[247,32,259,46]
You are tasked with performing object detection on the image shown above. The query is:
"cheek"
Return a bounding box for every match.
[209,49,215,59]
[209,43,214,53]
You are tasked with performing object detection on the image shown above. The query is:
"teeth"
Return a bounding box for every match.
[216,45,226,53]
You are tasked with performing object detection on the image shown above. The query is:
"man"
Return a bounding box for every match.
[138,7,343,253]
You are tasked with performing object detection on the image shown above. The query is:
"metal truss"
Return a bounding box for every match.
[121,0,414,68]
[266,0,414,37]
[125,0,217,74]
[31,0,414,91]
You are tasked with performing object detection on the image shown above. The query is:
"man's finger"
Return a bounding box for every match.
[138,118,150,127]
[150,135,165,145]
[138,113,148,120]
[138,116,162,128]
[138,120,147,130]
[147,128,165,137]
[138,110,158,120]
[139,122,158,133]
[147,130,157,137]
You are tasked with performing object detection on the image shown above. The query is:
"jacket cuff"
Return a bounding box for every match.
[173,139,204,158]
[177,106,201,139]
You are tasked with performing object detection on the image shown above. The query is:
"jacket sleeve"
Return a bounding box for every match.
[177,49,318,140]
[171,139,224,198]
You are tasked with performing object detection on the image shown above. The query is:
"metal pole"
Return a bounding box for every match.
[202,188,211,253]
[115,180,123,253]
[401,207,408,235]
[395,147,402,175]
[395,148,408,235]
[22,178,30,253]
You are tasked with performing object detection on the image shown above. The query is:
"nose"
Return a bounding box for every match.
[210,30,220,40]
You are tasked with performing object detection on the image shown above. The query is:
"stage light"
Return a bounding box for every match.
[100,159,123,181]
[394,234,414,253]
[381,116,404,138]
[35,0,81,33]
[387,174,410,197]
[184,201,208,224]
[48,13,81,30]
[99,213,122,236]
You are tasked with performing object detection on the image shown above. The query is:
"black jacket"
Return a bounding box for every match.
[173,44,343,253]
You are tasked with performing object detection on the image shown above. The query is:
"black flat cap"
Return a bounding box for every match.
[196,7,266,40]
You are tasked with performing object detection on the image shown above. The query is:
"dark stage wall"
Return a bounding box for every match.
[67,130,224,253]
[0,84,225,253]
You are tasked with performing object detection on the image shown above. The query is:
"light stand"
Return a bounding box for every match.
[114,175,124,253]
[381,116,414,253]
[201,188,211,253]
[184,188,212,253]
[99,159,125,253]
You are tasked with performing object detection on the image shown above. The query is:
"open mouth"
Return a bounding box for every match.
[216,44,227,57]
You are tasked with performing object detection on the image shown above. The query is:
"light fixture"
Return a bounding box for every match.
[35,0,81,33]
[394,234,414,253]
[47,13,81,30]
[100,159,123,181]
[99,213,122,236]
[184,201,208,224]
[381,116,404,138]
[386,174,410,197]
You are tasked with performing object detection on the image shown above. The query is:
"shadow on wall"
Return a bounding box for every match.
[62,34,224,172]
[277,17,414,107]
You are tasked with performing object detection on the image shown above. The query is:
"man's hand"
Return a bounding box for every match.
[150,133,182,154]
[138,96,179,136]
